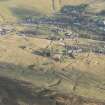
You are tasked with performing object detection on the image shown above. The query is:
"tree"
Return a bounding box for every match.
[60,4,88,14]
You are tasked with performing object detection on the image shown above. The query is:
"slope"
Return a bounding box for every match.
[0,0,105,22]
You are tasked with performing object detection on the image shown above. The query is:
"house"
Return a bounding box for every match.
[52,54,62,61]
[65,31,79,40]
[67,46,83,55]
[103,20,105,25]
[0,25,14,36]
[0,28,6,35]
[64,31,72,38]
[95,19,105,27]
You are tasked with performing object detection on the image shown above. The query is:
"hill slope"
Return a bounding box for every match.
[0,0,105,22]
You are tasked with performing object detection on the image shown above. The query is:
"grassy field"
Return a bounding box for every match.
[0,34,105,102]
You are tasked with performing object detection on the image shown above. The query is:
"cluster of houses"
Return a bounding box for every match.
[50,43,105,61]
[0,25,14,36]
[66,45,83,54]
[0,28,6,35]
[64,30,79,40]
[19,4,105,39]
[45,44,83,61]
[96,19,105,27]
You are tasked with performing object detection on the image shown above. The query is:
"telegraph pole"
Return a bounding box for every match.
[51,0,56,13]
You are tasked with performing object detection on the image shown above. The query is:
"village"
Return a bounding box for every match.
[0,15,105,63]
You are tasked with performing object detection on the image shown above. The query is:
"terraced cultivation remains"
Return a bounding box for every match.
[0,33,105,105]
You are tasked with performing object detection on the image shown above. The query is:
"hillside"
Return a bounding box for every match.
[0,0,105,22]
[0,34,105,105]
[0,0,105,105]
